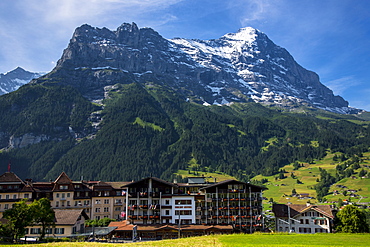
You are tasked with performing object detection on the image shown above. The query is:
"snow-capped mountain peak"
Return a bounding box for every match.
[0,67,44,95]
[222,26,258,43]
[49,22,360,114]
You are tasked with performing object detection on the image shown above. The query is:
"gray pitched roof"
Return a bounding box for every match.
[54,209,89,225]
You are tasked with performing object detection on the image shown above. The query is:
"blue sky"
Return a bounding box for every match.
[0,0,369,111]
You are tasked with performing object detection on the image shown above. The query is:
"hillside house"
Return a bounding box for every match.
[272,203,334,233]
[26,209,89,238]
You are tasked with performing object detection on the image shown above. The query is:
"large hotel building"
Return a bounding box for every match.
[0,171,265,238]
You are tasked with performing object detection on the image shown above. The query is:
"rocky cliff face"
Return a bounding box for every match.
[46,23,358,114]
[0,67,43,95]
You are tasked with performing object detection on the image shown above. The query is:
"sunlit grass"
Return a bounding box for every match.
[7,233,370,247]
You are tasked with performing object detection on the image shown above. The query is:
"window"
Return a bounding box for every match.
[104,207,109,212]
[54,228,65,234]
[13,195,17,199]
[59,185,68,190]
[30,228,41,234]
[84,200,90,205]
[6,195,9,199]
[62,193,65,198]
[95,199,101,204]
[300,219,303,224]
[104,191,109,196]
[24,194,29,199]
[67,201,70,207]
[305,219,309,224]
[4,204,9,209]
[56,193,60,198]
[165,200,170,205]
[115,207,121,211]
[129,200,137,205]
[175,200,192,205]
[56,201,59,207]
[165,210,170,215]
[95,216,100,220]
[95,208,101,213]
[76,192,80,197]
[104,199,110,204]
[175,210,192,215]
[115,199,122,204]
[67,193,70,198]
[74,184,80,189]
[0,195,2,199]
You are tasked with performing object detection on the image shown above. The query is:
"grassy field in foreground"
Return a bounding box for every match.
[6,233,370,247]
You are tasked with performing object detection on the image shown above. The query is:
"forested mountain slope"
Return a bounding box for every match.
[0,22,369,182]
[0,79,368,182]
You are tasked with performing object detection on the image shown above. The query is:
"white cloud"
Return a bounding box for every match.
[236,0,275,24]
[325,76,360,96]
[0,0,184,72]
[22,0,183,26]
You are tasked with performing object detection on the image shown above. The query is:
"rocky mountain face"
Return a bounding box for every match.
[1,23,369,182]
[0,67,43,95]
[47,22,358,114]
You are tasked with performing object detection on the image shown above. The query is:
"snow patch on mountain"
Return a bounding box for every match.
[0,67,44,95]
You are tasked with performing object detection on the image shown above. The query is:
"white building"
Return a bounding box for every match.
[272,203,334,233]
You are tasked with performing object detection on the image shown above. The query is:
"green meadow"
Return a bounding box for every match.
[7,233,370,247]
[254,152,370,206]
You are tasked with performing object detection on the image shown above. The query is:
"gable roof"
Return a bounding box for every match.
[0,172,24,184]
[272,204,334,219]
[54,209,89,225]
[123,177,177,188]
[201,179,266,190]
[54,172,72,184]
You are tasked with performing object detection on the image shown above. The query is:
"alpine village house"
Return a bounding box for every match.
[0,170,336,240]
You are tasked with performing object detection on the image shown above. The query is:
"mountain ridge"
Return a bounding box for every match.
[0,22,368,183]
[0,67,43,95]
[45,22,359,114]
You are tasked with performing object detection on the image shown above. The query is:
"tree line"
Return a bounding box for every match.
[0,198,54,242]
[0,81,369,183]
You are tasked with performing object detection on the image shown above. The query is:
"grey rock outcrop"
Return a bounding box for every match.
[42,23,359,114]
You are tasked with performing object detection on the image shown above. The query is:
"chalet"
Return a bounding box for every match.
[26,209,89,238]
[272,203,334,233]
[0,172,31,217]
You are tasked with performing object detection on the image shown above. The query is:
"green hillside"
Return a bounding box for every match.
[253,152,370,207]
[0,80,369,184]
